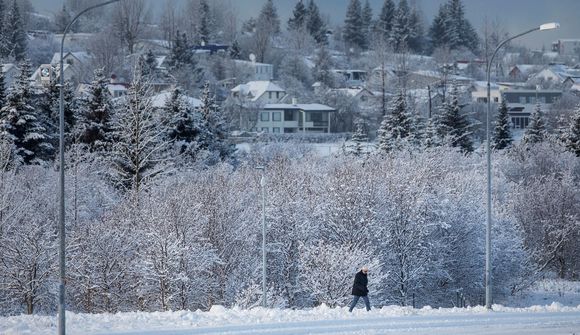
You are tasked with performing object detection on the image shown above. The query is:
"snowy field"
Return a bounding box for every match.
[2,303,580,335]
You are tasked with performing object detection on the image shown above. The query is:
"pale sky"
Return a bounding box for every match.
[31,0,574,49]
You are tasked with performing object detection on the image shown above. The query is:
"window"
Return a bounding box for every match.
[276,92,280,99]
[260,112,269,121]
[269,92,272,99]
[494,97,499,102]
[272,112,281,121]
[261,127,269,133]
[273,127,280,133]
[284,110,296,121]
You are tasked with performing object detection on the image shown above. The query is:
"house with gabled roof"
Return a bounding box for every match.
[231,81,286,104]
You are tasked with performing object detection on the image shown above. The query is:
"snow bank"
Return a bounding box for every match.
[2,303,580,335]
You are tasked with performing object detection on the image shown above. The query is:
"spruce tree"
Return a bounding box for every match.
[389,0,410,51]
[375,0,396,42]
[112,63,165,193]
[422,118,441,148]
[198,0,211,44]
[168,31,193,70]
[349,120,368,156]
[288,0,307,31]
[77,68,114,152]
[143,50,157,78]
[377,90,412,152]
[198,82,235,161]
[163,86,201,157]
[344,0,364,51]
[437,86,473,153]
[0,0,6,59]
[0,60,52,164]
[523,103,547,145]
[259,0,281,34]
[306,0,327,44]
[4,0,27,61]
[562,106,580,157]
[429,0,479,52]
[312,44,334,87]
[407,5,424,53]
[361,0,373,49]
[492,98,512,150]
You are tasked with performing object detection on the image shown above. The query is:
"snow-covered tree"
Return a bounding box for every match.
[3,0,27,61]
[492,98,512,150]
[312,45,334,88]
[360,0,373,49]
[523,103,547,145]
[348,120,368,156]
[0,61,52,164]
[0,64,6,108]
[562,105,580,156]
[197,82,235,163]
[343,0,364,51]
[429,0,479,52]
[437,86,473,153]
[389,0,410,51]
[377,90,413,153]
[77,68,114,152]
[198,0,211,44]
[111,63,167,193]
[375,0,396,42]
[288,0,307,32]
[306,0,327,45]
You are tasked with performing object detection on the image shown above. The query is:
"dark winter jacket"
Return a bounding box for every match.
[351,270,368,296]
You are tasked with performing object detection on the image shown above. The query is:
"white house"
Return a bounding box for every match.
[31,51,93,87]
[470,81,502,103]
[255,103,336,134]
[502,89,562,129]
[231,81,286,104]
[233,60,274,81]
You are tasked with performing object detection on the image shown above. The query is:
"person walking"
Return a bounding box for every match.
[349,266,370,312]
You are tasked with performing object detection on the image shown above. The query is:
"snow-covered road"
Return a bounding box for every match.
[2,304,580,335]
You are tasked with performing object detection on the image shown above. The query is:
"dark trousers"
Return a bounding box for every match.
[349,295,370,312]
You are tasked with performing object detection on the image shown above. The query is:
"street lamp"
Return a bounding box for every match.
[485,22,559,310]
[57,1,122,334]
[255,166,267,307]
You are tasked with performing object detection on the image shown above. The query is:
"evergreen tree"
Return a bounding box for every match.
[375,0,396,42]
[389,0,410,51]
[407,5,424,53]
[429,0,479,52]
[437,86,473,153]
[112,63,166,193]
[259,0,280,34]
[312,44,334,87]
[523,103,547,145]
[492,98,512,150]
[562,106,580,157]
[349,120,368,156]
[143,50,157,78]
[168,31,193,70]
[0,0,7,59]
[422,117,441,148]
[0,60,52,164]
[288,0,307,31]
[306,0,327,45]
[77,68,114,152]
[377,90,412,152]
[229,40,241,59]
[4,0,27,61]
[361,0,373,49]
[198,82,235,161]
[343,0,364,51]
[54,5,72,33]
[198,0,211,44]
[163,86,202,158]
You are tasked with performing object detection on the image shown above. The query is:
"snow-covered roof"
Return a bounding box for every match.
[511,64,540,75]
[233,59,273,67]
[108,84,128,92]
[50,51,92,65]
[150,91,202,109]
[263,103,336,112]
[332,87,374,98]
[231,81,285,101]
[473,81,500,89]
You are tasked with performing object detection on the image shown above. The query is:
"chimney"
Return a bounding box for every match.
[292,98,298,105]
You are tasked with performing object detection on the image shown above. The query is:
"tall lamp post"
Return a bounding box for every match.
[255,166,267,307]
[485,22,559,310]
[58,1,122,334]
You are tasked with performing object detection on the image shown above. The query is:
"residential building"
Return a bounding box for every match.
[502,89,562,129]
[233,60,274,81]
[256,103,336,134]
[552,39,580,56]
[508,64,542,81]
[470,81,502,103]
[231,81,286,104]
